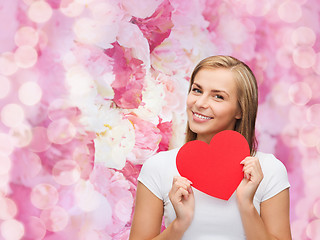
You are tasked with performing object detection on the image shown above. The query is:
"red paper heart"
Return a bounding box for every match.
[176,130,250,200]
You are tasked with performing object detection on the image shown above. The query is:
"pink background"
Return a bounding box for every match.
[0,0,320,239]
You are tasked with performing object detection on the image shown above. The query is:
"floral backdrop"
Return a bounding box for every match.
[0,0,320,239]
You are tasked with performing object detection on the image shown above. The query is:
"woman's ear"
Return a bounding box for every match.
[235,109,242,120]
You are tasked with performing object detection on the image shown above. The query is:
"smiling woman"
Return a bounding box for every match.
[130,55,291,240]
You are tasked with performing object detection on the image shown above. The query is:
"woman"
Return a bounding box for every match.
[129,56,291,239]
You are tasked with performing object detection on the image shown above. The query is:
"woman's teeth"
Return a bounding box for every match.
[194,113,211,120]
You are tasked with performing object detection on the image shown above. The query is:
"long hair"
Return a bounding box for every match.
[185,55,258,156]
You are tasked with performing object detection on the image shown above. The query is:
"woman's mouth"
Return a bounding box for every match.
[193,112,213,121]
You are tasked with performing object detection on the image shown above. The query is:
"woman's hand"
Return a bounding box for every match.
[236,157,264,206]
[169,176,195,231]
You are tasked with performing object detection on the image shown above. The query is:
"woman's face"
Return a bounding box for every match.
[186,68,241,143]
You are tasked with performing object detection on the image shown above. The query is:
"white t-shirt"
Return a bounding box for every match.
[138,148,290,240]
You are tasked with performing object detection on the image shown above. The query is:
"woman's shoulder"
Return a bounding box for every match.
[255,151,287,171]
[142,148,180,169]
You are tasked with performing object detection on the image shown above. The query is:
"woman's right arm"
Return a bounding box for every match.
[129,177,194,240]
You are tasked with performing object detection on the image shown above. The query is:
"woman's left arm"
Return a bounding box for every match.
[236,157,292,240]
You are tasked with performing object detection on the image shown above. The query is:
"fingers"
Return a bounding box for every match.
[169,176,193,201]
[240,157,263,182]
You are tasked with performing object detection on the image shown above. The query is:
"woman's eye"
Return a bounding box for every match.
[192,88,201,93]
[214,94,224,100]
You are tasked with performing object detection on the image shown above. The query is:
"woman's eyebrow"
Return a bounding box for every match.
[193,82,229,97]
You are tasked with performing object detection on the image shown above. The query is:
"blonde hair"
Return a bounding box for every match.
[185,55,258,156]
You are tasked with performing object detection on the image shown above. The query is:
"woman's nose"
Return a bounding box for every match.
[195,95,209,108]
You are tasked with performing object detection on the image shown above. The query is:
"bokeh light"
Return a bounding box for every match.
[65,65,94,96]
[60,0,84,17]
[0,219,25,240]
[292,46,316,69]
[0,197,18,220]
[40,206,69,232]
[14,26,39,47]
[52,160,81,185]
[18,81,42,106]
[30,184,59,210]
[288,81,312,106]
[306,104,320,126]
[0,75,11,99]
[74,180,101,212]
[47,98,77,121]
[9,124,33,148]
[24,216,46,240]
[291,27,316,47]
[47,118,77,144]
[278,1,302,23]
[0,155,12,175]
[0,52,18,76]
[27,1,53,23]
[306,219,320,239]
[0,133,14,156]
[28,127,51,153]
[1,104,25,128]
[14,46,38,69]
[299,125,320,148]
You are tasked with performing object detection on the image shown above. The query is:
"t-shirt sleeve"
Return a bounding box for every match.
[260,154,290,202]
[137,154,164,201]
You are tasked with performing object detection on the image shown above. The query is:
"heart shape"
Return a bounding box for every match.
[176,130,250,200]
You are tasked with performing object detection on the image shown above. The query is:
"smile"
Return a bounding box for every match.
[193,112,213,120]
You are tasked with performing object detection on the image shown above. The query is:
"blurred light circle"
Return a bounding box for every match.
[28,1,53,23]
[0,52,18,76]
[0,155,11,175]
[115,196,133,222]
[0,174,10,195]
[40,206,69,232]
[306,219,320,239]
[1,104,25,128]
[28,127,51,152]
[281,124,299,147]
[0,133,14,156]
[278,1,302,23]
[73,18,100,45]
[271,82,291,106]
[14,26,39,47]
[47,98,77,121]
[62,51,77,70]
[276,47,293,69]
[292,47,316,69]
[65,65,94,95]
[291,27,316,47]
[245,0,272,17]
[74,180,100,212]
[74,0,94,5]
[60,0,84,17]
[313,52,320,75]
[0,75,11,99]
[9,124,33,148]
[0,197,18,220]
[18,81,42,106]
[38,30,49,50]
[52,160,81,185]
[288,82,312,106]
[25,216,46,240]
[306,104,320,126]
[14,46,38,69]
[19,152,42,179]
[22,0,36,5]
[313,199,320,218]
[1,219,25,240]
[47,118,77,144]
[89,2,116,22]
[30,184,59,210]
[299,125,320,147]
